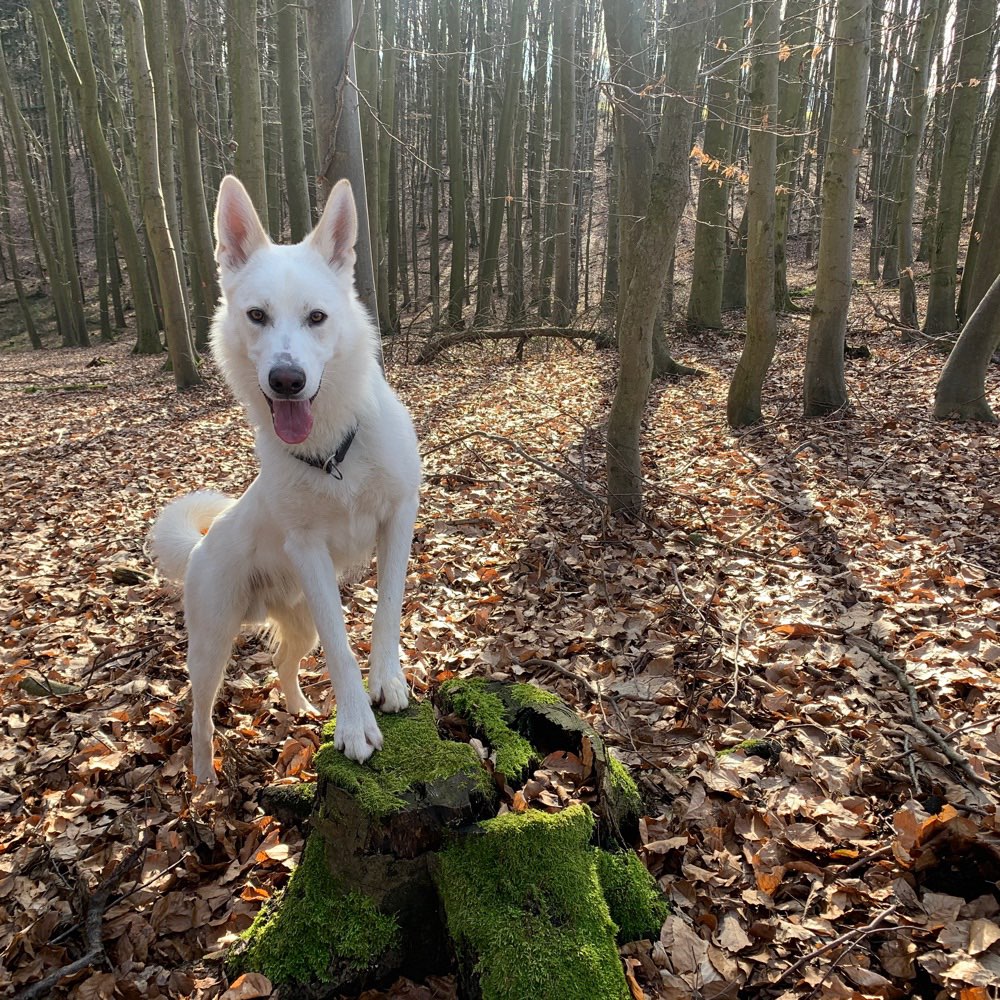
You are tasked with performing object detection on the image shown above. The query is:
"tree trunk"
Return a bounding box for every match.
[923,0,992,335]
[605,0,710,515]
[35,0,162,354]
[802,0,871,417]
[687,0,743,329]
[33,6,89,347]
[277,0,312,241]
[773,0,813,312]
[897,0,941,333]
[443,0,467,329]
[305,0,379,325]
[958,114,1000,322]
[167,0,220,351]
[0,132,42,349]
[228,0,268,223]
[726,0,780,429]
[474,0,528,325]
[934,269,1000,422]
[121,0,201,389]
[552,0,577,327]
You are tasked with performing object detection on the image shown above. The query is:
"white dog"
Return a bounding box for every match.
[149,176,420,783]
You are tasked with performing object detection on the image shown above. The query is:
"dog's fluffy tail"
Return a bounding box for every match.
[148,491,235,582]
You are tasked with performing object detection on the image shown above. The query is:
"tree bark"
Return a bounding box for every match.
[958,113,1000,322]
[897,0,941,332]
[802,0,871,417]
[687,0,743,329]
[773,0,814,312]
[726,0,780,428]
[121,0,201,388]
[305,0,379,325]
[443,0,467,329]
[934,269,1000,422]
[167,0,220,351]
[277,0,312,241]
[35,0,162,353]
[551,0,577,327]
[922,0,992,335]
[605,0,711,514]
[474,0,528,325]
[227,0,268,222]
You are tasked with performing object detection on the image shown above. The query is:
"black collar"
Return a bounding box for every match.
[295,425,357,480]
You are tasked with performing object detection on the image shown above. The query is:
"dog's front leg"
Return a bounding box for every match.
[283,531,384,762]
[369,493,418,713]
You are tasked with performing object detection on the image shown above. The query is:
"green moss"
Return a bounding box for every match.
[436,804,630,1000]
[595,849,669,944]
[717,738,781,762]
[604,752,643,832]
[315,701,493,819]
[236,836,398,984]
[438,678,540,782]
[506,682,562,708]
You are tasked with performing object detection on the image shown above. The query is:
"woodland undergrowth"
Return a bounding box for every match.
[1,303,999,999]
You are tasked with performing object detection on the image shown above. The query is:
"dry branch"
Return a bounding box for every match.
[418,326,601,363]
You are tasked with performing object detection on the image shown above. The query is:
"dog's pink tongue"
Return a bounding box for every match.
[272,399,313,444]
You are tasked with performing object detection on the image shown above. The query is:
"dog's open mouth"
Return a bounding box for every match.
[265,393,317,445]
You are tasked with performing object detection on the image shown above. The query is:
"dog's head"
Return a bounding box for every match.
[211,176,371,445]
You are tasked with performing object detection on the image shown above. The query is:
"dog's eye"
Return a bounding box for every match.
[247,308,267,324]
[308,310,327,326]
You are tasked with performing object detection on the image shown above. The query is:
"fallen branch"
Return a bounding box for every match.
[418,326,601,364]
[424,429,606,510]
[772,904,900,987]
[14,836,150,1000]
[847,635,989,790]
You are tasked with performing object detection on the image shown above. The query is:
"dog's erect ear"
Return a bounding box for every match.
[307,179,358,273]
[215,175,269,272]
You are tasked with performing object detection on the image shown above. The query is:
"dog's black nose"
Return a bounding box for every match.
[268,365,307,397]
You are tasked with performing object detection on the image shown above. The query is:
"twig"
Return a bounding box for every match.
[423,430,606,510]
[847,635,990,789]
[14,836,151,1000]
[773,904,900,987]
[520,657,604,701]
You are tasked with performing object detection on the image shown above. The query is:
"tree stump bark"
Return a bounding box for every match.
[228,682,666,998]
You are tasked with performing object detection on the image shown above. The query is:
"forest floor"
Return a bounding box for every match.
[1,279,1000,1000]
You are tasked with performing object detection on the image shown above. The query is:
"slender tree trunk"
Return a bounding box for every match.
[474,0,528,324]
[687,0,743,328]
[0,132,42,349]
[552,0,577,326]
[923,0,992,334]
[167,0,221,350]
[305,0,378,323]
[228,0,269,222]
[802,0,871,416]
[429,0,442,329]
[604,0,711,514]
[33,7,89,346]
[122,0,201,388]
[375,0,398,333]
[958,113,1000,322]
[934,269,1000,422]
[278,0,312,240]
[896,0,940,331]
[528,0,551,307]
[726,0,780,428]
[36,0,162,353]
[444,0,467,328]
[773,0,813,312]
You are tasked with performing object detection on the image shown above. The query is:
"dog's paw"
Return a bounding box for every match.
[369,666,409,713]
[284,691,320,716]
[192,745,218,785]
[334,702,384,763]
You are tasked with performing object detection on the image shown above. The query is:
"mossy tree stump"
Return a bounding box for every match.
[229,681,667,998]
